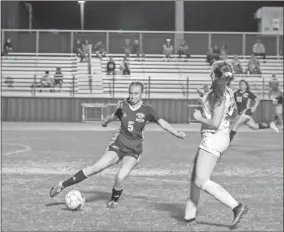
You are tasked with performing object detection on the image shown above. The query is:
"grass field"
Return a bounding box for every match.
[1,122,283,231]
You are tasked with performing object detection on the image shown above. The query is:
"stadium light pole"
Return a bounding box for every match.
[78,1,85,30]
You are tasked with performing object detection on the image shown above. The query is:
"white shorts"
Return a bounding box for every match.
[199,129,230,157]
[276,104,283,115]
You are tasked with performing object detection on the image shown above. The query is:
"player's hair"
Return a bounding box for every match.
[129,81,144,93]
[210,61,234,105]
[239,79,250,91]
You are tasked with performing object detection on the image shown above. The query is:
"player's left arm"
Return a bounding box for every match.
[157,119,186,139]
[249,92,259,113]
[101,113,118,127]
[148,106,185,139]
[194,101,225,130]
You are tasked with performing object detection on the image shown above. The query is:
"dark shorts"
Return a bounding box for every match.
[107,142,142,162]
[54,79,63,85]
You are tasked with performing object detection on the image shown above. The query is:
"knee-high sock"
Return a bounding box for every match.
[185,182,201,218]
[202,180,238,209]
[62,170,87,188]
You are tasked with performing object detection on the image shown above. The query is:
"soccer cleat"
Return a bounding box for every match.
[231,203,248,228]
[270,122,279,133]
[50,182,64,198]
[184,201,197,223]
[107,200,118,208]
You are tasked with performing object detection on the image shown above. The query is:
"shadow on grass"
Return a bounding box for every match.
[151,202,232,229]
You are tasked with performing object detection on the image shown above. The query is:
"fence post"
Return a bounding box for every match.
[36,30,39,54]
[70,31,74,55]
[140,32,143,54]
[208,33,211,51]
[112,74,115,98]
[106,32,109,53]
[148,76,151,99]
[72,74,75,97]
[1,30,4,53]
[186,77,189,100]
[262,77,265,99]
[242,33,246,59]
[33,74,36,97]
[276,33,279,57]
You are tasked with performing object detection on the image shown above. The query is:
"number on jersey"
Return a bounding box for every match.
[128,121,134,131]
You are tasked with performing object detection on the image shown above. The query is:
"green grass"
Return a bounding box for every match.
[2,129,283,231]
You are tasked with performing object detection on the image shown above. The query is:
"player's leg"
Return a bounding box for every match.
[108,155,139,208]
[230,115,250,142]
[50,150,119,197]
[185,150,201,221]
[246,117,279,133]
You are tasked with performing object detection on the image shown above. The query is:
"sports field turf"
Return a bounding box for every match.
[2,122,283,231]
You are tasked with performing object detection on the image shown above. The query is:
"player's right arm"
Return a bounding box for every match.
[157,119,186,139]
[101,113,118,127]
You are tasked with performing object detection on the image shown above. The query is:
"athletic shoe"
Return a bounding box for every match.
[231,203,248,228]
[184,201,197,223]
[50,182,64,198]
[107,200,118,208]
[270,122,279,133]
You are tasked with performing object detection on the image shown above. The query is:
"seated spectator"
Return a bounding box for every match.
[269,74,281,99]
[178,39,190,60]
[252,40,266,60]
[273,92,283,128]
[106,57,116,75]
[246,55,261,75]
[231,54,243,74]
[132,40,145,61]
[220,50,228,61]
[82,40,91,61]
[206,48,214,65]
[94,41,106,59]
[212,45,221,60]
[162,39,173,61]
[221,44,228,55]
[123,38,132,57]
[3,38,13,56]
[53,67,63,92]
[120,57,131,75]
[5,76,14,88]
[74,40,84,62]
[40,71,52,92]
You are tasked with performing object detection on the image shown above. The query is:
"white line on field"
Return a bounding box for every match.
[2,143,31,156]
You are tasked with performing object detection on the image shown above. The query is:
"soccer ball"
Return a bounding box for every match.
[65,190,85,210]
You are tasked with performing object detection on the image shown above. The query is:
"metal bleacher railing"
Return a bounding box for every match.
[1,29,283,56]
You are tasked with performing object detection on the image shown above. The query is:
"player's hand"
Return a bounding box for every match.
[117,100,123,109]
[193,109,202,120]
[101,120,108,127]
[177,131,186,139]
[244,108,252,116]
[197,88,204,97]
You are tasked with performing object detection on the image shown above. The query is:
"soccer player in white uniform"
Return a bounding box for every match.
[184,61,248,228]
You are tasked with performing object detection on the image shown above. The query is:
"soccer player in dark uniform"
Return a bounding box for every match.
[50,82,186,208]
[230,80,279,142]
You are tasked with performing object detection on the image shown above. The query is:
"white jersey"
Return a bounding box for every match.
[201,87,235,132]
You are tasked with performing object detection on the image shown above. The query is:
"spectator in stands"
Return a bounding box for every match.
[82,40,91,61]
[3,38,13,56]
[252,40,266,60]
[53,67,63,92]
[273,92,283,128]
[231,54,243,74]
[220,50,228,61]
[221,44,228,55]
[132,39,144,61]
[74,40,84,62]
[177,39,190,61]
[123,38,132,57]
[162,39,173,61]
[106,57,116,75]
[94,41,106,59]
[206,48,214,65]
[212,45,221,60]
[40,71,52,91]
[269,74,281,99]
[120,57,131,75]
[246,54,261,75]
[5,77,14,88]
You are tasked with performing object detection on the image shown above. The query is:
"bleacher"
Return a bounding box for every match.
[1,53,283,99]
[100,54,283,99]
[1,54,79,96]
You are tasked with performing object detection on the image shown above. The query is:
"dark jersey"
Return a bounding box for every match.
[234,89,257,115]
[275,95,283,105]
[110,101,161,155]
